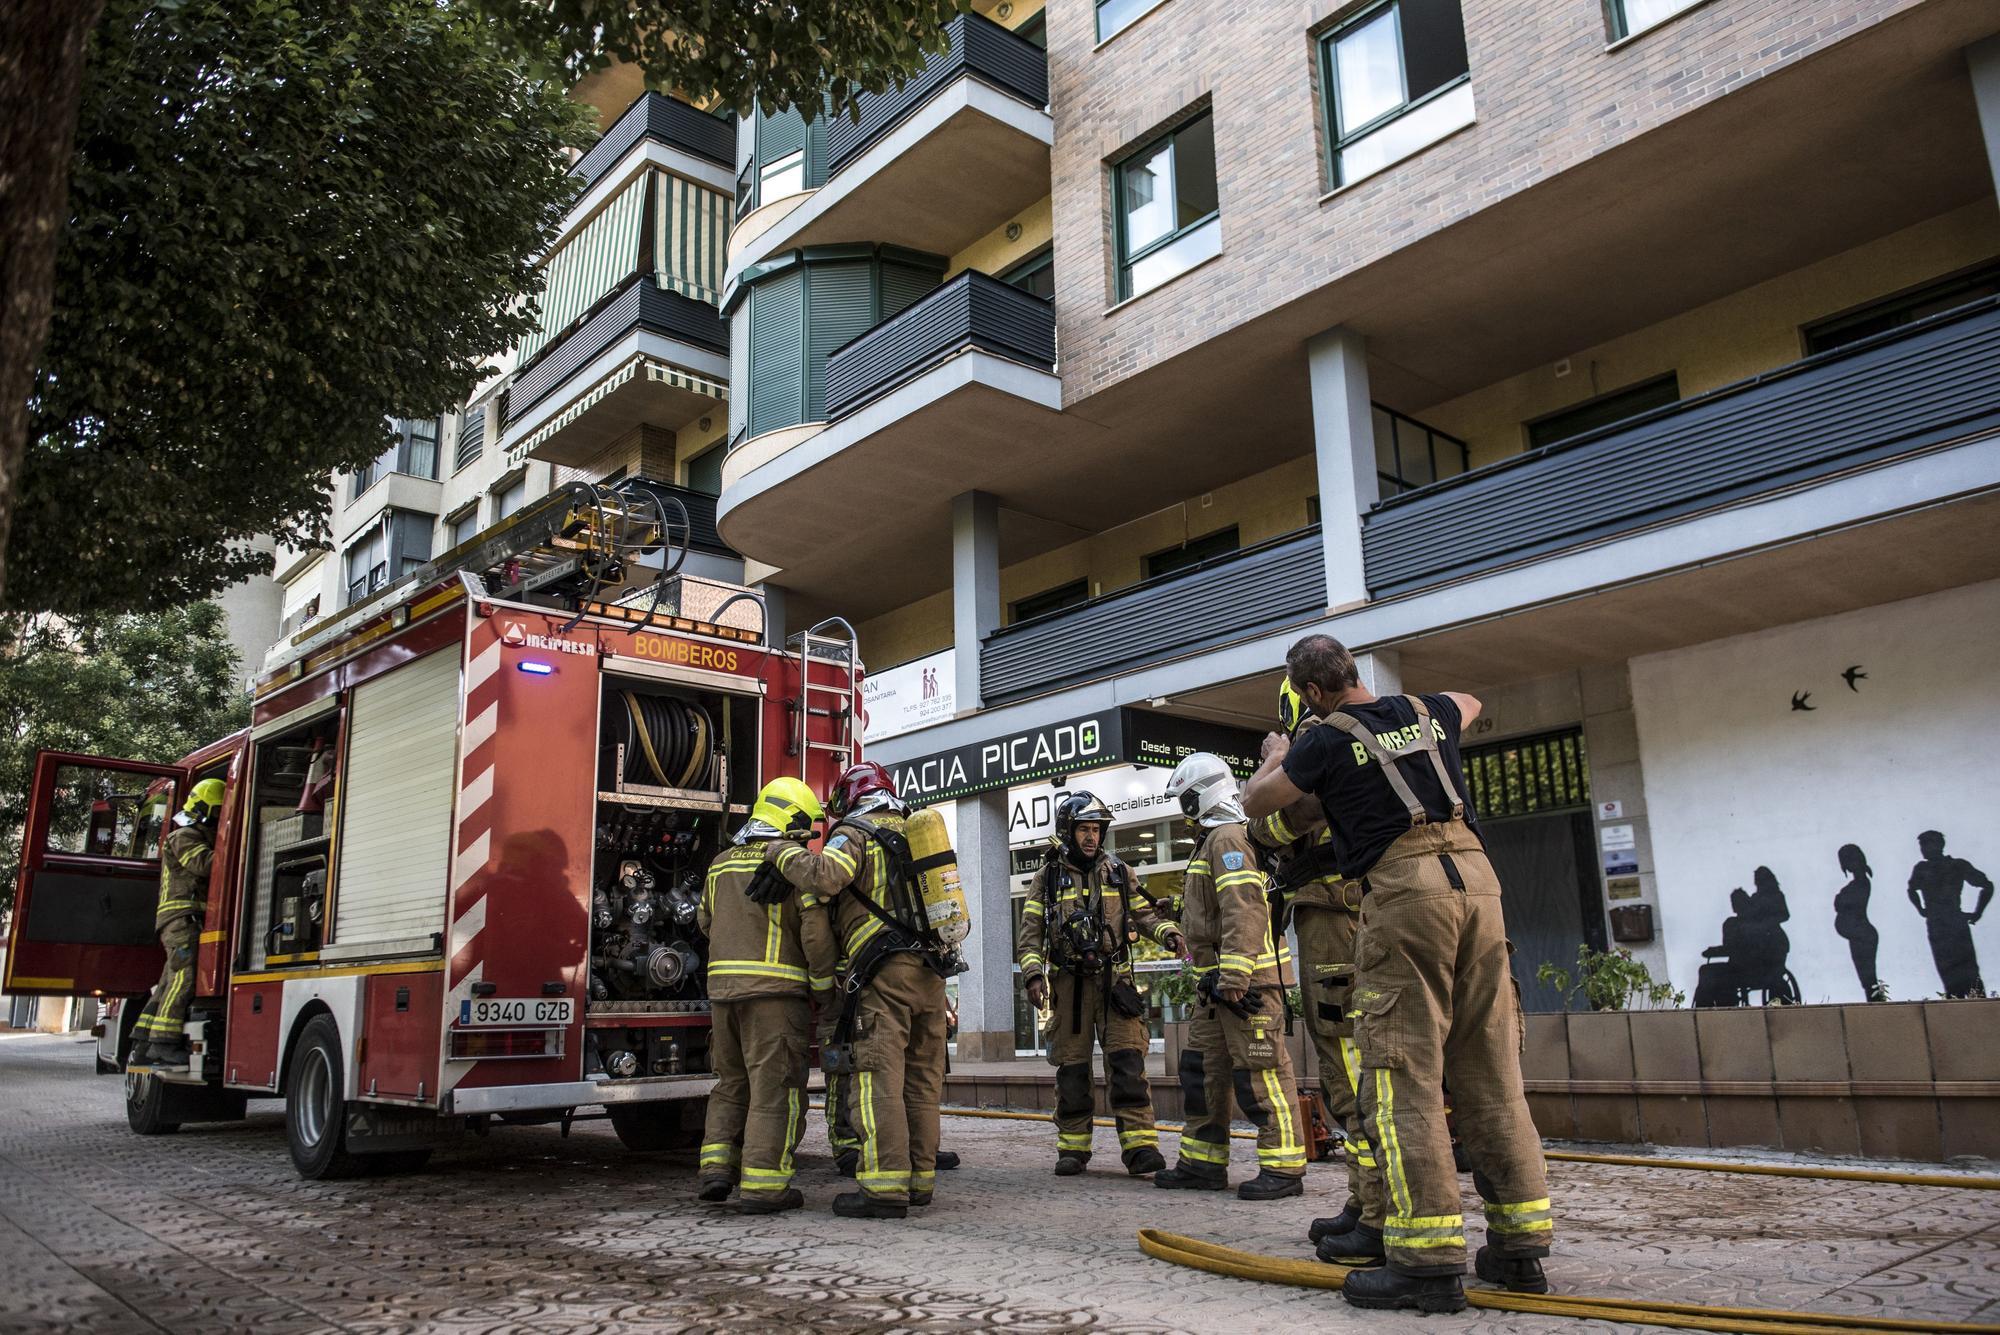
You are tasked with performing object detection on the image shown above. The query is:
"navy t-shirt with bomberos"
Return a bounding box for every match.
[1281,692,1481,878]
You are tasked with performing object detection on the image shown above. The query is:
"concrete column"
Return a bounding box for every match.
[953,788,1016,1062]
[1305,327,1378,611]
[1355,647,1401,696]
[951,490,1001,711]
[1579,663,1670,984]
[1969,36,2000,198]
[756,582,786,648]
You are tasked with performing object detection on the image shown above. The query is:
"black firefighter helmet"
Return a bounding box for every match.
[1054,790,1114,863]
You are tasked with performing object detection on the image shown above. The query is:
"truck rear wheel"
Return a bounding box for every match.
[608,1101,704,1152]
[286,1014,367,1180]
[125,1071,181,1135]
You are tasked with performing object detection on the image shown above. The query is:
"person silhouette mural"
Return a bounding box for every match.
[1906,831,1993,999]
[1832,844,1888,1003]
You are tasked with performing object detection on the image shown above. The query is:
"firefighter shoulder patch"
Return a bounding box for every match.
[826,833,850,854]
[1222,851,1247,871]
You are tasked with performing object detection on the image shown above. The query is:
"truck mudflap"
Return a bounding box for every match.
[446,1072,717,1116]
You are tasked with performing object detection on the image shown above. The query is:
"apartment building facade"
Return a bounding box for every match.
[269,88,751,668]
[713,0,2000,1072]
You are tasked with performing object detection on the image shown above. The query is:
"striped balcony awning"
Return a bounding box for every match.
[506,349,728,467]
[519,170,731,367]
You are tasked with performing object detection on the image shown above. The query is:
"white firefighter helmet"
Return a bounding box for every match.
[1164,752,1245,828]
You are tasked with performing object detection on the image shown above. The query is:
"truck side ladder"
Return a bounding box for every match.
[789,618,860,780]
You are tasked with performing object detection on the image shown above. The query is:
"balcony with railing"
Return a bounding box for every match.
[572,92,735,195]
[726,12,1052,276]
[980,528,1329,705]
[1361,295,2000,599]
[503,278,730,469]
[824,270,1056,419]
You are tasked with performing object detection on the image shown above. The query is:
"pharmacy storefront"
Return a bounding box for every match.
[889,708,1263,1056]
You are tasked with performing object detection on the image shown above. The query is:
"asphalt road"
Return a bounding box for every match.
[0,1031,1993,1334]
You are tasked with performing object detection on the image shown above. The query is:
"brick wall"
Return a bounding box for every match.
[1046,0,1934,404]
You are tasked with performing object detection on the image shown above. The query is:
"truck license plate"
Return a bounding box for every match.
[458,998,573,1027]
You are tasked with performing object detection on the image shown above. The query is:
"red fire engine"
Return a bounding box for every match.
[4,484,859,1177]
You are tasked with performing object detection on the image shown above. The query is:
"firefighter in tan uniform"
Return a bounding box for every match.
[132,778,223,1067]
[1154,754,1306,1200]
[1016,792,1182,1178]
[1252,681,1384,1248]
[771,762,949,1219]
[695,777,840,1213]
[1247,634,1553,1314]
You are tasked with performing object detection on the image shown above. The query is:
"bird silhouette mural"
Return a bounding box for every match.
[1842,665,1866,691]
[1791,691,1814,711]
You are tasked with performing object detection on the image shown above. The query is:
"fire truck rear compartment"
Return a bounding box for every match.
[586,678,758,1080]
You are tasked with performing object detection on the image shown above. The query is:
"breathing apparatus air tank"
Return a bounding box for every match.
[903,806,971,948]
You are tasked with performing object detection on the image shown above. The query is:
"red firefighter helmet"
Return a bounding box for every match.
[827,761,899,819]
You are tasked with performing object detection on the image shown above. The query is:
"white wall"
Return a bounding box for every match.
[1631,580,2000,1006]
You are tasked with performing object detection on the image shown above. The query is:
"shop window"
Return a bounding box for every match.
[1525,374,1679,450]
[1114,112,1220,301]
[1010,578,1088,624]
[1802,261,2000,355]
[1146,525,1238,579]
[1320,0,1473,189]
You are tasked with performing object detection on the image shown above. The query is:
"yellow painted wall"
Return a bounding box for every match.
[971,0,1045,35]
[673,407,728,488]
[1422,202,1999,468]
[947,196,1054,281]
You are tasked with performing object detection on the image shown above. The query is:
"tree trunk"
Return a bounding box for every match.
[0,1,105,607]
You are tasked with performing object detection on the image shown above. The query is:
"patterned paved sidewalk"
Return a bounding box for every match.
[0,1032,1993,1334]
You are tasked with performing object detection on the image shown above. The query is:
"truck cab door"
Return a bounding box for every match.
[4,751,188,996]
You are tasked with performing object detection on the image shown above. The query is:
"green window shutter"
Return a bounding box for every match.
[806,260,876,422]
[758,107,807,159]
[880,258,942,321]
[656,174,730,306]
[521,173,649,363]
[747,269,806,437]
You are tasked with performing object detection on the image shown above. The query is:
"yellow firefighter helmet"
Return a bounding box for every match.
[751,776,823,836]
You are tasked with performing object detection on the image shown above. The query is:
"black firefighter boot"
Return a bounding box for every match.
[1309,1205,1362,1245]
[834,1148,859,1178]
[1154,1160,1227,1191]
[1315,1222,1386,1266]
[934,1150,961,1170]
[1123,1146,1167,1176]
[734,1188,803,1215]
[1476,1245,1550,1294]
[833,1191,908,1220]
[1237,1169,1304,1201]
[1053,1153,1090,1177]
[1341,1266,1469,1315]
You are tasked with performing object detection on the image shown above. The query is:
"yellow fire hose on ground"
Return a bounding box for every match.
[796,1103,1995,1329]
[1134,1230,2000,1335]
[904,1105,1999,1331]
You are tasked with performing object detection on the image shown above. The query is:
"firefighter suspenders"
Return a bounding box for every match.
[1322,695,1469,824]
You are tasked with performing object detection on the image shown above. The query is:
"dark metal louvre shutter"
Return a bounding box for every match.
[879,256,943,322]
[1400,0,1469,102]
[979,531,1327,701]
[806,260,876,422]
[747,270,806,436]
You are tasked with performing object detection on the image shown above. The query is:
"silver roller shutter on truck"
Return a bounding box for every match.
[325,646,460,959]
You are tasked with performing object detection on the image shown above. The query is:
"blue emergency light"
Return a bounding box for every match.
[517,660,555,675]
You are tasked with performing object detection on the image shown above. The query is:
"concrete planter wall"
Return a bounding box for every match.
[1521,998,2000,1162]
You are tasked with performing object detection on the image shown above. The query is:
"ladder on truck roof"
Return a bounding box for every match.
[790,618,860,781]
[264,481,684,680]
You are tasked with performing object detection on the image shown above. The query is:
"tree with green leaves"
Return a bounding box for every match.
[0,0,969,614]
[0,603,250,915]
[6,0,593,613]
